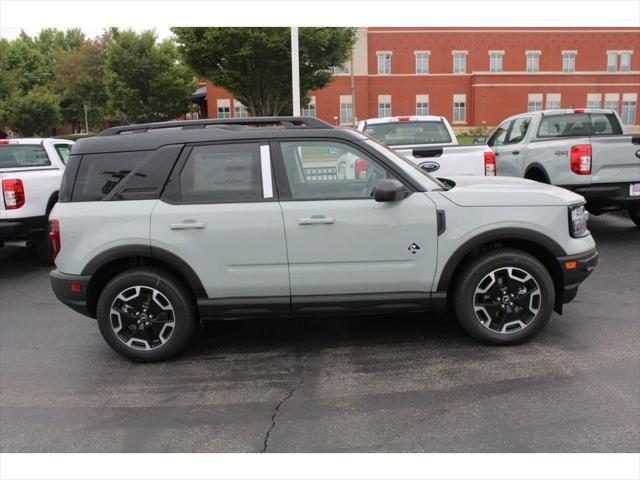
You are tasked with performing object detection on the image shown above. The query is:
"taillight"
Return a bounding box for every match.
[2,179,25,209]
[484,151,497,176]
[49,219,61,260]
[355,158,368,179]
[570,145,591,175]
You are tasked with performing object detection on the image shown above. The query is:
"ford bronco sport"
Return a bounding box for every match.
[50,117,598,362]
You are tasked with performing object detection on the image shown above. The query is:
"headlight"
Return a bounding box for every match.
[569,204,590,238]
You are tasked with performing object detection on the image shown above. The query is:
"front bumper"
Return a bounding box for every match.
[559,182,640,213]
[50,270,93,317]
[556,248,599,306]
[0,215,48,241]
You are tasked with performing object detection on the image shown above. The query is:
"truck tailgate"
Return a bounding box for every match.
[393,144,488,176]
[591,135,640,183]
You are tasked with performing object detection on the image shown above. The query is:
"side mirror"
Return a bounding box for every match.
[374,178,411,203]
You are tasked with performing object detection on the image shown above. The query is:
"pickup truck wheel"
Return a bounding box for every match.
[629,206,640,227]
[96,268,195,362]
[453,249,555,345]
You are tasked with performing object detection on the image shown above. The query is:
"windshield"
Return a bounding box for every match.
[364,121,452,146]
[364,138,448,191]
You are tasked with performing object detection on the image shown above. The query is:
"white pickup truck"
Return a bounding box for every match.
[0,138,74,261]
[356,116,496,176]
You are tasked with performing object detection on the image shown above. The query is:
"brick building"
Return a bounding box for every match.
[199,27,640,130]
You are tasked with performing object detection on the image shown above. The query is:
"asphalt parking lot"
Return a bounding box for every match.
[0,213,638,453]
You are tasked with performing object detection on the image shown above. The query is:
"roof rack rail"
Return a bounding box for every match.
[98,116,333,136]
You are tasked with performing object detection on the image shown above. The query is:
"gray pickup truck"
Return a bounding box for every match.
[487,109,640,226]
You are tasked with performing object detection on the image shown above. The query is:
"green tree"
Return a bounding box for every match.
[6,86,61,137]
[3,35,51,94]
[52,37,108,132]
[104,29,196,123]
[171,27,357,116]
[35,28,85,55]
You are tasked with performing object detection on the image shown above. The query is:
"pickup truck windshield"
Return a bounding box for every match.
[0,145,50,168]
[538,112,623,138]
[364,121,452,146]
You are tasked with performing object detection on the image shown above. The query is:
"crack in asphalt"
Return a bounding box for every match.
[260,378,304,453]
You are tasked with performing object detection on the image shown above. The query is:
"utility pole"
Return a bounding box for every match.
[350,55,356,126]
[83,102,89,133]
[291,27,301,116]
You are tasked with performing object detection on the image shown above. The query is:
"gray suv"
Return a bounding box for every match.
[50,117,598,362]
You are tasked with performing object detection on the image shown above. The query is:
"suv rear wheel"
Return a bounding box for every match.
[96,268,195,362]
[453,249,555,345]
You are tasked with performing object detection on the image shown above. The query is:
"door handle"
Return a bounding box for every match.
[298,215,336,225]
[512,150,520,155]
[170,220,206,230]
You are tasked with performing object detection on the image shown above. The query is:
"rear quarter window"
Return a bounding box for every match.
[72,151,147,201]
[0,145,51,168]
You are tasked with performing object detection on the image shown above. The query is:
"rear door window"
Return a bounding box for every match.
[0,145,51,168]
[54,144,72,165]
[178,143,264,203]
[537,113,622,138]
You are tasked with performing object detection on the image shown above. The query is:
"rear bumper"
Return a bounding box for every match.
[556,248,599,306]
[559,182,640,213]
[50,270,93,317]
[0,215,48,241]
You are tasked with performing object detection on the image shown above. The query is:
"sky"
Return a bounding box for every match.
[1,0,639,41]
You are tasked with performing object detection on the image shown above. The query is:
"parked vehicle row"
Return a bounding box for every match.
[49,117,597,362]
[0,138,74,261]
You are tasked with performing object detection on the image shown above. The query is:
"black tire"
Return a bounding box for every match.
[629,206,640,228]
[34,231,53,264]
[453,249,555,346]
[96,268,196,362]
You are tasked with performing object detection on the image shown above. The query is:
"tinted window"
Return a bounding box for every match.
[72,151,146,201]
[179,143,263,203]
[488,120,511,146]
[364,121,452,146]
[0,145,50,168]
[538,113,622,138]
[280,141,393,200]
[506,117,531,144]
[54,144,72,165]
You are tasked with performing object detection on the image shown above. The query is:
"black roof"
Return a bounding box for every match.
[72,117,367,155]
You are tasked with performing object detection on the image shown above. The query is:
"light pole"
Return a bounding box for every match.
[291,27,301,116]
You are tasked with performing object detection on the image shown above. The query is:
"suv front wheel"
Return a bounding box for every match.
[96,268,196,362]
[453,249,555,345]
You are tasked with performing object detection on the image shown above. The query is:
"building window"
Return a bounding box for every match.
[378,95,391,117]
[452,51,467,74]
[586,93,602,109]
[620,52,631,72]
[546,93,561,110]
[607,52,618,72]
[377,52,391,75]
[339,95,353,125]
[217,99,231,119]
[332,63,351,75]
[604,93,619,113]
[526,51,540,72]
[416,94,429,115]
[528,93,543,112]
[234,100,248,118]
[562,51,576,72]
[415,51,429,74]
[489,51,503,72]
[453,94,466,123]
[622,93,637,125]
[302,96,316,117]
